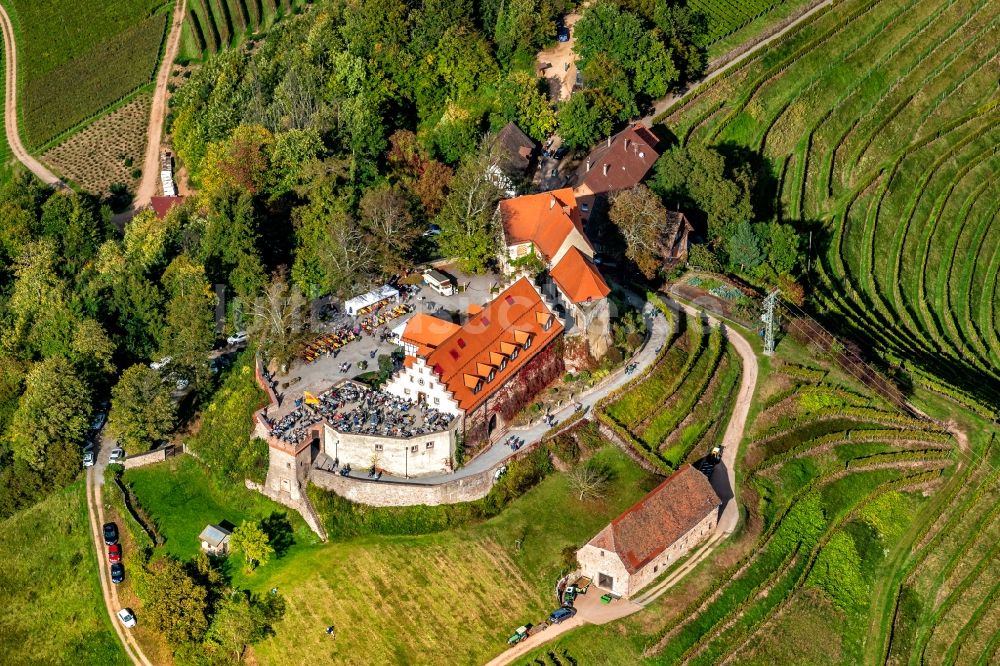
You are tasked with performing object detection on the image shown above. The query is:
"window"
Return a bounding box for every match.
[410,445,419,453]
[425,442,434,449]
[433,397,440,405]
[418,379,425,386]
[600,550,604,557]
[653,565,659,573]
[581,203,589,212]
[500,357,508,370]
[457,338,466,349]
[409,376,414,383]
[488,369,496,382]
[472,382,482,395]
[523,336,532,349]
[449,349,460,360]
[374,444,384,451]
[544,317,553,331]
[510,347,519,360]
[404,388,411,395]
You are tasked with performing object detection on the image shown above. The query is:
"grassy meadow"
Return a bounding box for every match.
[0,481,127,665]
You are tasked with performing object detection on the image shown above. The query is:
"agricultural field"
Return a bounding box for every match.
[688,0,791,45]
[661,0,1000,411]
[513,335,963,665]
[601,308,742,470]
[0,48,12,184]
[180,0,308,60]
[0,481,127,665]
[3,0,172,149]
[43,95,151,196]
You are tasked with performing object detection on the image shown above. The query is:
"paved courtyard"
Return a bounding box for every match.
[270,266,503,419]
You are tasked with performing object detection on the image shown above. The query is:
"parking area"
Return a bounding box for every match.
[268,265,505,418]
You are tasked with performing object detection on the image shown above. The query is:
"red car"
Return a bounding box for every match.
[108,543,122,563]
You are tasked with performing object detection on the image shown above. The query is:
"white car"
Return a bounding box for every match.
[117,608,136,628]
[83,451,95,468]
[150,356,171,371]
[109,448,125,464]
[227,331,248,346]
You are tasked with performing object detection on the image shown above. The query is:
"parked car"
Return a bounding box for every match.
[109,448,125,464]
[422,224,442,237]
[108,543,122,564]
[150,356,171,371]
[83,451,95,468]
[117,608,136,628]
[553,146,568,160]
[103,522,119,546]
[548,606,576,624]
[557,25,570,42]
[83,440,94,453]
[90,411,107,432]
[226,331,248,346]
[110,563,125,584]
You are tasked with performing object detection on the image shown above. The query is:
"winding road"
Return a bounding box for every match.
[0,3,62,186]
[485,295,760,666]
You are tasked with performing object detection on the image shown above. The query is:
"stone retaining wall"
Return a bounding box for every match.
[310,462,500,507]
[123,445,178,469]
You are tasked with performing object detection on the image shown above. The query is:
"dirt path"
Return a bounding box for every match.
[0,4,63,186]
[483,297,760,666]
[642,0,833,126]
[131,0,187,211]
[86,444,154,666]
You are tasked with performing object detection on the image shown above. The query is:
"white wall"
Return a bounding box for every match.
[322,423,455,477]
[384,357,462,416]
[577,543,630,597]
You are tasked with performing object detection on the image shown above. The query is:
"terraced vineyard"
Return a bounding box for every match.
[688,0,789,44]
[512,344,962,665]
[660,0,1000,409]
[182,0,307,58]
[599,308,742,471]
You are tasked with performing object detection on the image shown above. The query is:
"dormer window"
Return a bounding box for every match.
[488,369,496,382]
[500,357,507,370]
[524,337,532,349]
[510,347,519,360]
[472,382,482,394]
[543,316,553,331]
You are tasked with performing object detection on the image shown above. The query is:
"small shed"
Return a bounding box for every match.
[344,285,400,317]
[199,524,232,555]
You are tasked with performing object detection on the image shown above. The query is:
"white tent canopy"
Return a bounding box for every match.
[344,285,400,317]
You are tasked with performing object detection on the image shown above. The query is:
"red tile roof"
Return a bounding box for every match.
[575,124,659,197]
[498,189,591,261]
[591,465,720,574]
[149,196,184,219]
[550,246,610,304]
[401,313,461,350]
[420,277,563,411]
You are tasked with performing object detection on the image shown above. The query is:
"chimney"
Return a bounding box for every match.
[623,138,629,151]
[586,158,591,172]
[603,163,609,176]
[549,194,556,209]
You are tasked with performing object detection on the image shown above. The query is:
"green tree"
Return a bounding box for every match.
[434,26,499,102]
[108,364,177,452]
[3,239,75,359]
[495,72,558,142]
[7,356,90,471]
[360,183,419,274]
[292,192,375,296]
[141,557,209,645]
[160,255,217,383]
[206,590,286,662]
[727,221,764,272]
[434,139,505,273]
[230,520,274,572]
[767,221,801,275]
[557,93,608,149]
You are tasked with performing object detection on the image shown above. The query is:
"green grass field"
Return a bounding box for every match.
[123,455,319,586]
[126,442,659,664]
[2,0,171,149]
[0,481,127,665]
[662,0,1000,410]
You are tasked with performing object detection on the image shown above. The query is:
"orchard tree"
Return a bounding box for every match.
[108,364,177,452]
[609,184,667,278]
[231,520,274,572]
[766,221,801,276]
[435,139,505,273]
